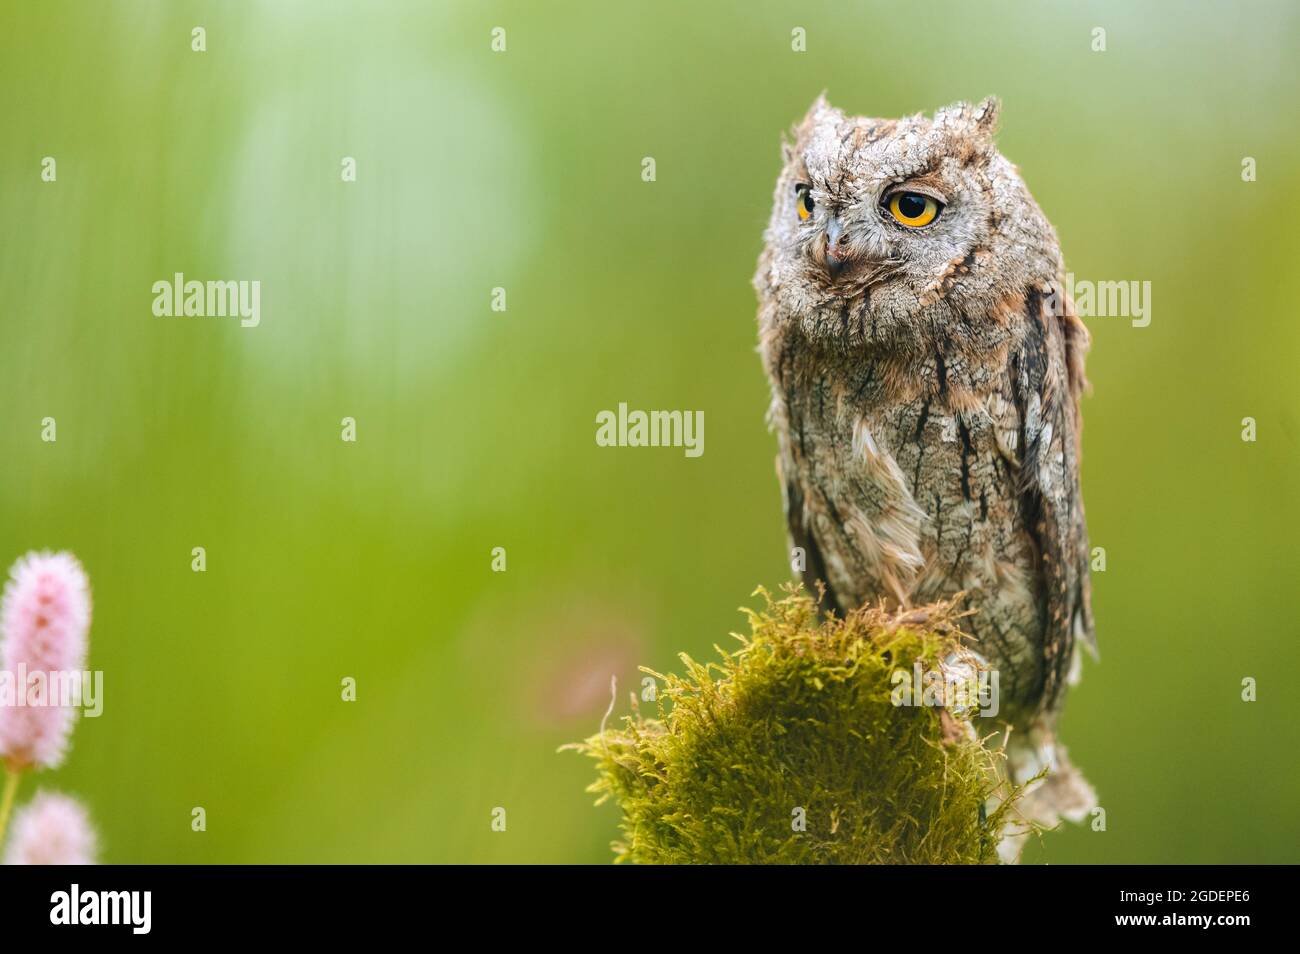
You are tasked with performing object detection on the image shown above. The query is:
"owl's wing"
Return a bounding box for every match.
[1011,287,1094,712]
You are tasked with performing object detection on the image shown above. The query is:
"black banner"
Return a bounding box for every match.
[0,865,1275,939]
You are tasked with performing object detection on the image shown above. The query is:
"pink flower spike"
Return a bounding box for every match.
[0,551,92,770]
[2,790,98,865]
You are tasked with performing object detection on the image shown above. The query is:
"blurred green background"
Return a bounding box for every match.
[2,0,1298,864]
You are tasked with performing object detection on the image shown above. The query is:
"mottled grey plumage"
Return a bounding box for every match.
[754,96,1096,842]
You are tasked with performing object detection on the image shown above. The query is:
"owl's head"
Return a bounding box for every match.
[758,96,1062,352]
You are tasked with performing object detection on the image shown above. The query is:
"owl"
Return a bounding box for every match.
[754,96,1096,845]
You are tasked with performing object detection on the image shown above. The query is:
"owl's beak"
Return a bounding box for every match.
[824,216,853,278]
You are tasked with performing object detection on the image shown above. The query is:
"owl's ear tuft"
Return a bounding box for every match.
[804,91,832,119]
[936,96,1001,140]
[796,92,835,133]
[972,95,1001,136]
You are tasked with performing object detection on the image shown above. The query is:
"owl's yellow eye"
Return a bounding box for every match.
[887,192,941,228]
[795,184,814,221]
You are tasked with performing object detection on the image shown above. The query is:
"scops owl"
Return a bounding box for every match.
[754,96,1096,847]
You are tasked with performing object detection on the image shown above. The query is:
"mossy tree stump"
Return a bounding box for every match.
[569,587,1023,864]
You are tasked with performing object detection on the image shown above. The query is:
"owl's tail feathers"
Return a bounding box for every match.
[997,731,1097,863]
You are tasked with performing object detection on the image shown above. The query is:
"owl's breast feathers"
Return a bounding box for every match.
[766,284,1093,716]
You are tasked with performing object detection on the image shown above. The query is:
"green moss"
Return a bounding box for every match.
[567,586,1023,864]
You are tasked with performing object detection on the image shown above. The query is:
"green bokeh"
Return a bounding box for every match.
[2,1,1297,863]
